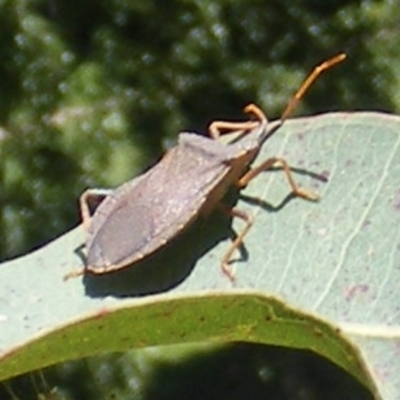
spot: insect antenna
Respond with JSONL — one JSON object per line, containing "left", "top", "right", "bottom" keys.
{"left": 259, "top": 53, "right": 346, "bottom": 145}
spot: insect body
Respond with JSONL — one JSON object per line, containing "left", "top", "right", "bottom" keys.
{"left": 79, "top": 112, "right": 265, "bottom": 278}
{"left": 68, "top": 54, "right": 346, "bottom": 281}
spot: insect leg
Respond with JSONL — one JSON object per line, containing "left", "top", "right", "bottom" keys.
{"left": 208, "top": 104, "right": 266, "bottom": 139}
{"left": 79, "top": 188, "right": 113, "bottom": 231}
{"left": 63, "top": 189, "right": 113, "bottom": 281}
{"left": 64, "top": 189, "right": 113, "bottom": 281}
{"left": 219, "top": 206, "right": 254, "bottom": 281}
{"left": 238, "top": 157, "right": 319, "bottom": 201}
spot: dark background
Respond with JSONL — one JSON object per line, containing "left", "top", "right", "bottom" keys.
{"left": 1, "top": 0, "right": 395, "bottom": 398}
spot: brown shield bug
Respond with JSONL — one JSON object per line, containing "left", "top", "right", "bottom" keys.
{"left": 66, "top": 53, "right": 345, "bottom": 281}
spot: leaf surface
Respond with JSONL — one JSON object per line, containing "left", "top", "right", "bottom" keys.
{"left": 1, "top": 112, "right": 399, "bottom": 399}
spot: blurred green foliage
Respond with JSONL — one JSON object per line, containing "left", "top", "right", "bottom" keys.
{"left": 2, "top": 344, "right": 372, "bottom": 400}
{"left": 1, "top": 0, "right": 399, "bottom": 260}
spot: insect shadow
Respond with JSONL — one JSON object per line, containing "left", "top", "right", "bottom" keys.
{"left": 80, "top": 164, "right": 325, "bottom": 298}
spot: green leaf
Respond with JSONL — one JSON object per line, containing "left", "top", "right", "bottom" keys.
{"left": 1, "top": 112, "right": 399, "bottom": 399}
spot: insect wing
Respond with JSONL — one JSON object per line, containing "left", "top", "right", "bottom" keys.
{"left": 86, "top": 134, "right": 231, "bottom": 271}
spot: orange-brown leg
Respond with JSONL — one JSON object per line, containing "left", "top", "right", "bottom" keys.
{"left": 79, "top": 188, "right": 112, "bottom": 231}
{"left": 238, "top": 157, "right": 319, "bottom": 201}
{"left": 208, "top": 103, "right": 267, "bottom": 139}
{"left": 63, "top": 269, "right": 85, "bottom": 281}
{"left": 220, "top": 207, "right": 254, "bottom": 282}
{"left": 64, "top": 189, "right": 112, "bottom": 281}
